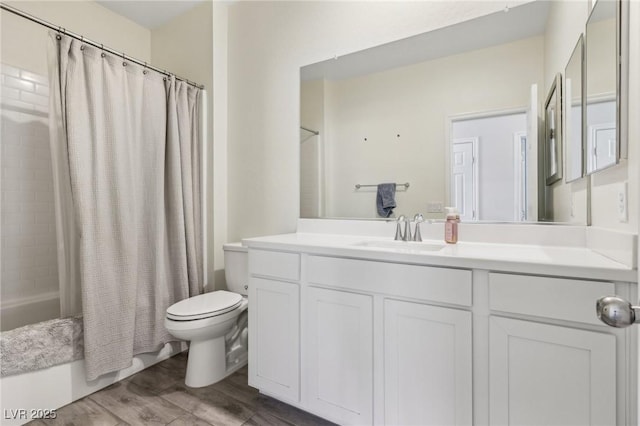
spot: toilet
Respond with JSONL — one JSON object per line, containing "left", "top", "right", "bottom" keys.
{"left": 165, "top": 242, "right": 248, "bottom": 388}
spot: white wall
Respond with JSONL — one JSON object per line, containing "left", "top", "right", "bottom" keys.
{"left": 225, "top": 0, "right": 534, "bottom": 241}
{"left": 312, "top": 36, "right": 541, "bottom": 220}
{"left": 212, "top": 3, "right": 229, "bottom": 290}
{"left": 149, "top": 2, "right": 216, "bottom": 291}
{"left": 0, "top": 1, "right": 151, "bottom": 77}
{"left": 1, "top": 65, "right": 60, "bottom": 329}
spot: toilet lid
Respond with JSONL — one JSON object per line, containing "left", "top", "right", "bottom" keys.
{"left": 166, "top": 290, "right": 243, "bottom": 321}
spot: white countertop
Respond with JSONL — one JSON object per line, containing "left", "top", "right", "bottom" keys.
{"left": 243, "top": 233, "right": 638, "bottom": 282}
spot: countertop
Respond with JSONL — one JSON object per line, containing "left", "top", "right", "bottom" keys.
{"left": 243, "top": 233, "right": 638, "bottom": 282}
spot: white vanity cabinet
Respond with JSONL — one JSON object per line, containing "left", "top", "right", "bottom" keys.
{"left": 488, "top": 273, "right": 625, "bottom": 426}
{"left": 247, "top": 245, "right": 635, "bottom": 426}
{"left": 489, "top": 317, "right": 616, "bottom": 425}
{"left": 305, "top": 255, "right": 473, "bottom": 425}
{"left": 384, "top": 299, "right": 473, "bottom": 425}
{"left": 248, "top": 250, "right": 301, "bottom": 403}
{"left": 305, "top": 287, "right": 374, "bottom": 425}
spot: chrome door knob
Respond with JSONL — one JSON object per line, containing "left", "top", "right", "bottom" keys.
{"left": 596, "top": 296, "right": 640, "bottom": 328}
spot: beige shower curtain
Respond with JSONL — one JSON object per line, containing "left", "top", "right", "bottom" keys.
{"left": 48, "top": 34, "right": 203, "bottom": 380}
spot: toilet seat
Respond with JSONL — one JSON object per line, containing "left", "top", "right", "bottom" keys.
{"left": 167, "top": 290, "right": 243, "bottom": 321}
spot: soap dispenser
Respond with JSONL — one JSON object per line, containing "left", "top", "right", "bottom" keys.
{"left": 444, "top": 207, "right": 460, "bottom": 244}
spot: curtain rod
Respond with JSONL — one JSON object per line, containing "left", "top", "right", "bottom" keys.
{"left": 0, "top": 3, "right": 204, "bottom": 90}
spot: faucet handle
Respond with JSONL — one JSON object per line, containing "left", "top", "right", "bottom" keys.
{"left": 394, "top": 215, "right": 406, "bottom": 240}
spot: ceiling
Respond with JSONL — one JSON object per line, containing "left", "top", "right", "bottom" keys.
{"left": 96, "top": 1, "right": 206, "bottom": 29}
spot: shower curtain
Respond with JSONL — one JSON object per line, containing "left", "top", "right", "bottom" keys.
{"left": 48, "top": 33, "right": 203, "bottom": 380}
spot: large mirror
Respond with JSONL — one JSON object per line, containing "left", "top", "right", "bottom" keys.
{"left": 585, "top": 0, "right": 618, "bottom": 174}
{"left": 565, "top": 36, "right": 584, "bottom": 183}
{"left": 300, "top": 1, "right": 593, "bottom": 223}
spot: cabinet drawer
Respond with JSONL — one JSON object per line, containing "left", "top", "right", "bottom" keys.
{"left": 489, "top": 273, "right": 615, "bottom": 325}
{"left": 249, "top": 249, "right": 300, "bottom": 281}
{"left": 308, "top": 256, "right": 472, "bottom": 306}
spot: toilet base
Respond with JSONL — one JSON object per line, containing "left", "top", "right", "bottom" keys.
{"left": 185, "top": 336, "right": 226, "bottom": 388}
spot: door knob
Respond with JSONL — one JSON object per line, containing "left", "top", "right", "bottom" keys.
{"left": 596, "top": 296, "right": 640, "bottom": 328}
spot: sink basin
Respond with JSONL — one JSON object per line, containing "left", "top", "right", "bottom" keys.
{"left": 354, "top": 240, "right": 446, "bottom": 252}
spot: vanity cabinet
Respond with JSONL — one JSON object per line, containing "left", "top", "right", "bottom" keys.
{"left": 305, "top": 287, "right": 373, "bottom": 425}
{"left": 489, "top": 316, "right": 616, "bottom": 426}
{"left": 248, "top": 250, "right": 301, "bottom": 403}
{"left": 304, "top": 255, "right": 473, "bottom": 425}
{"left": 384, "top": 299, "right": 472, "bottom": 425}
{"left": 488, "top": 272, "right": 623, "bottom": 426}
{"left": 247, "top": 248, "right": 634, "bottom": 426}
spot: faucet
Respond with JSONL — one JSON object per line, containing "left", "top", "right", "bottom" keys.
{"left": 394, "top": 215, "right": 412, "bottom": 241}
{"left": 394, "top": 215, "right": 407, "bottom": 241}
{"left": 413, "top": 213, "right": 425, "bottom": 242}
{"left": 395, "top": 214, "right": 428, "bottom": 241}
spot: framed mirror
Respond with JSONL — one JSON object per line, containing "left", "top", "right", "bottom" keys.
{"left": 585, "top": 0, "right": 618, "bottom": 174}
{"left": 544, "top": 74, "right": 562, "bottom": 185}
{"left": 564, "top": 36, "right": 584, "bottom": 183}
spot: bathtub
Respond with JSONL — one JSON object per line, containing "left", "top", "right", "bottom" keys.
{"left": 0, "top": 342, "right": 183, "bottom": 426}
{"left": 0, "top": 292, "right": 60, "bottom": 332}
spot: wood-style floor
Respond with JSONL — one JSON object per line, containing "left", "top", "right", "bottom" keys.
{"left": 27, "top": 352, "right": 335, "bottom": 426}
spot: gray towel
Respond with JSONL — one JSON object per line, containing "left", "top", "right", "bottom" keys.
{"left": 376, "top": 183, "right": 396, "bottom": 217}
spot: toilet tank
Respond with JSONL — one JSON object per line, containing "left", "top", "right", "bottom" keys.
{"left": 223, "top": 242, "right": 248, "bottom": 295}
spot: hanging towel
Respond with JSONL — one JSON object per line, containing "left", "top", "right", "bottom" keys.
{"left": 376, "top": 183, "right": 397, "bottom": 217}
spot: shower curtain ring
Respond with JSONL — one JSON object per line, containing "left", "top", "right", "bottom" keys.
{"left": 80, "top": 36, "right": 85, "bottom": 51}
{"left": 56, "top": 26, "right": 62, "bottom": 40}
{"left": 143, "top": 62, "right": 148, "bottom": 75}
{"left": 122, "top": 52, "right": 127, "bottom": 67}
{"left": 101, "top": 44, "right": 105, "bottom": 58}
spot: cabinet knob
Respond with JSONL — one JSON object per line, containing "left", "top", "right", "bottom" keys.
{"left": 596, "top": 296, "right": 640, "bottom": 328}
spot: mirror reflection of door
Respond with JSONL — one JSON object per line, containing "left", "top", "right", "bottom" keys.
{"left": 451, "top": 112, "right": 528, "bottom": 222}
{"left": 451, "top": 138, "right": 478, "bottom": 222}
{"left": 588, "top": 122, "right": 616, "bottom": 171}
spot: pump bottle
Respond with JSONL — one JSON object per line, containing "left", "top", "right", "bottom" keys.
{"left": 445, "top": 207, "right": 460, "bottom": 244}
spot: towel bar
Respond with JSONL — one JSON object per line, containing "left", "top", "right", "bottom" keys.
{"left": 355, "top": 182, "right": 409, "bottom": 190}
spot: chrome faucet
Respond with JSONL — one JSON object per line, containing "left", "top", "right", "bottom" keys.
{"left": 395, "top": 214, "right": 428, "bottom": 241}
{"left": 413, "top": 213, "right": 425, "bottom": 242}
{"left": 394, "top": 215, "right": 407, "bottom": 241}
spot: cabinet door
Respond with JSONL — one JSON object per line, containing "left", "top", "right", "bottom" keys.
{"left": 305, "top": 287, "right": 373, "bottom": 425}
{"left": 490, "top": 317, "right": 616, "bottom": 426}
{"left": 248, "top": 277, "right": 299, "bottom": 402}
{"left": 384, "top": 299, "right": 473, "bottom": 426}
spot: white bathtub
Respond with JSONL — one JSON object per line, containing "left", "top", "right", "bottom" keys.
{"left": 0, "top": 342, "right": 183, "bottom": 426}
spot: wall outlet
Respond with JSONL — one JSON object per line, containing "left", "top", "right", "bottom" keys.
{"left": 427, "top": 202, "right": 444, "bottom": 213}
{"left": 618, "top": 182, "right": 628, "bottom": 223}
